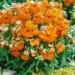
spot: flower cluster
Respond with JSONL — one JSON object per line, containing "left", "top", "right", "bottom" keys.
{"left": 0, "top": 1, "right": 70, "bottom": 61}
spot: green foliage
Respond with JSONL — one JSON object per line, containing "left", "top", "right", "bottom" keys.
{"left": 0, "top": 2, "right": 3, "bottom": 9}
{"left": 4, "top": 29, "right": 12, "bottom": 42}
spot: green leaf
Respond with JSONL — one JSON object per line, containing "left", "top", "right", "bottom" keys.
{"left": 4, "top": 29, "right": 12, "bottom": 42}
{"left": 42, "top": 62, "right": 49, "bottom": 75}
{"left": 2, "top": 3, "right": 11, "bottom": 9}
{"left": 4, "top": 0, "right": 12, "bottom": 5}
{"left": 25, "top": 62, "right": 36, "bottom": 75}
{"left": 0, "top": 2, "right": 3, "bottom": 9}
{"left": 57, "top": 37, "right": 66, "bottom": 44}
{"left": 0, "top": 46, "right": 9, "bottom": 56}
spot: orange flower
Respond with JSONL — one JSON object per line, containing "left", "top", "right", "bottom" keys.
{"left": 41, "top": 51, "right": 48, "bottom": 60}
{"left": 31, "top": 50, "right": 36, "bottom": 57}
{"left": 17, "top": 40, "right": 24, "bottom": 50}
{"left": 56, "top": 42, "right": 64, "bottom": 53}
{"left": 17, "top": 20, "right": 38, "bottom": 37}
{"left": 30, "top": 3, "right": 37, "bottom": 13}
{"left": 47, "top": 48, "right": 55, "bottom": 60}
{"left": 44, "top": 11, "right": 52, "bottom": 23}
{"left": 73, "top": 0, "right": 75, "bottom": 3}
{"left": 10, "top": 45, "right": 19, "bottom": 51}
{"left": 10, "top": 40, "right": 24, "bottom": 51}
{"left": 41, "top": 48, "right": 55, "bottom": 60}
{"left": 13, "top": 12, "right": 30, "bottom": 22}
{"left": 12, "top": 51, "right": 20, "bottom": 57}
{"left": 64, "top": 0, "right": 72, "bottom": 6}
{"left": 33, "top": 13, "right": 43, "bottom": 24}
{"left": 36, "top": 2, "right": 44, "bottom": 12}
{"left": 33, "top": 17, "right": 43, "bottom": 24}
{"left": 55, "top": 19, "right": 70, "bottom": 36}
{"left": 39, "top": 24, "right": 57, "bottom": 42}
{"left": 55, "top": 2, "right": 62, "bottom": 10}
{"left": 42, "top": 0, "right": 49, "bottom": 9}
{"left": 30, "top": 39, "right": 40, "bottom": 46}
{"left": 18, "top": 29, "right": 34, "bottom": 37}
{"left": 0, "top": 10, "right": 13, "bottom": 24}
{"left": 61, "top": 30, "right": 67, "bottom": 36}
{"left": 21, "top": 53, "right": 29, "bottom": 61}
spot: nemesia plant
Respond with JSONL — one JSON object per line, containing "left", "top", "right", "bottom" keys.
{"left": 0, "top": 0, "right": 71, "bottom": 74}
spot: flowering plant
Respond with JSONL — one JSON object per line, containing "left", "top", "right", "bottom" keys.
{"left": 0, "top": 0, "right": 72, "bottom": 75}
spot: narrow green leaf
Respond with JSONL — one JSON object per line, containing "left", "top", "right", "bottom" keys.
{"left": 25, "top": 62, "right": 36, "bottom": 75}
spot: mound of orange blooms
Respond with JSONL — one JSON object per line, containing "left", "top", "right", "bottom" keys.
{"left": 0, "top": 0, "right": 70, "bottom": 61}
